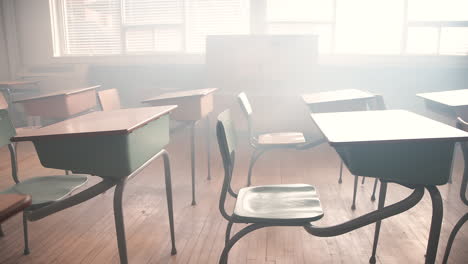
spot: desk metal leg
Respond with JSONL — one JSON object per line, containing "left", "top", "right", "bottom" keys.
{"left": 425, "top": 186, "right": 443, "bottom": 264}
{"left": 113, "top": 149, "right": 177, "bottom": 263}
{"left": 371, "top": 178, "right": 378, "bottom": 201}
{"left": 162, "top": 151, "right": 177, "bottom": 255}
{"left": 448, "top": 143, "right": 457, "bottom": 184}
{"left": 338, "top": 161, "right": 343, "bottom": 184}
{"left": 191, "top": 121, "right": 197, "bottom": 206}
{"left": 114, "top": 178, "right": 128, "bottom": 264}
{"left": 206, "top": 115, "right": 211, "bottom": 180}
{"left": 369, "top": 180, "right": 387, "bottom": 264}
{"left": 351, "top": 175, "right": 359, "bottom": 210}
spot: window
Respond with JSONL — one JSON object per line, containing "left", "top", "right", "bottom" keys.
{"left": 51, "top": 0, "right": 250, "bottom": 56}
{"left": 266, "top": 0, "right": 468, "bottom": 55}
{"left": 51, "top": 0, "right": 468, "bottom": 56}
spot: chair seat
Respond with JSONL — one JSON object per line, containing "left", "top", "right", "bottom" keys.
{"left": 0, "top": 175, "right": 88, "bottom": 208}
{"left": 233, "top": 184, "right": 324, "bottom": 224}
{"left": 257, "top": 132, "right": 306, "bottom": 146}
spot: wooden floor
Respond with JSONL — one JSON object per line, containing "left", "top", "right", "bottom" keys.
{"left": 0, "top": 128, "right": 466, "bottom": 264}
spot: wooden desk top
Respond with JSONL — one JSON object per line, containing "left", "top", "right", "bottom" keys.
{"left": 302, "top": 89, "right": 375, "bottom": 105}
{"left": 13, "top": 86, "right": 100, "bottom": 103}
{"left": 417, "top": 89, "right": 468, "bottom": 107}
{"left": 311, "top": 110, "right": 468, "bottom": 146}
{"left": 0, "top": 194, "right": 32, "bottom": 223}
{"left": 142, "top": 88, "right": 217, "bottom": 103}
{"left": 0, "top": 80, "right": 39, "bottom": 88}
{"left": 12, "top": 106, "right": 177, "bottom": 142}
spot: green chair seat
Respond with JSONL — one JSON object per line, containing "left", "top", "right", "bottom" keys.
{"left": 0, "top": 175, "right": 88, "bottom": 208}
{"left": 233, "top": 184, "right": 323, "bottom": 224}
{"left": 257, "top": 132, "right": 306, "bottom": 146}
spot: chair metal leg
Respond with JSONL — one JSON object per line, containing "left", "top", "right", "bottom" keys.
{"left": 369, "top": 181, "right": 387, "bottom": 264}
{"left": 8, "top": 144, "right": 19, "bottom": 184}
{"left": 425, "top": 186, "right": 443, "bottom": 264}
{"left": 220, "top": 224, "right": 270, "bottom": 264}
{"left": 206, "top": 115, "right": 211, "bottom": 180}
{"left": 338, "top": 161, "right": 343, "bottom": 184}
{"left": 191, "top": 121, "right": 197, "bottom": 205}
{"left": 23, "top": 212, "right": 30, "bottom": 255}
{"left": 113, "top": 179, "right": 128, "bottom": 264}
{"left": 247, "top": 148, "right": 266, "bottom": 186}
{"left": 0, "top": 224, "right": 4, "bottom": 237}
{"left": 225, "top": 221, "right": 233, "bottom": 246}
{"left": 161, "top": 151, "right": 177, "bottom": 255}
{"left": 442, "top": 213, "right": 468, "bottom": 264}
{"left": 362, "top": 177, "right": 366, "bottom": 184}
{"left": 371, "top": 178, "right": 378, "bottom": 201}
{"left": 351, "top": 175, "right": 359, "bottom": 210}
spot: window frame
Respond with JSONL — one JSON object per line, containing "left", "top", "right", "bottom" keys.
{"left": 49, "top": 0, "right": 468, "bottom": 60}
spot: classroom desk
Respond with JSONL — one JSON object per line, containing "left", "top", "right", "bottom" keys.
{"left": 11, "top": 106, "right": 178, "bottom": 264}
{"left": 417, "top": 89, "right": 468, "bottom": 183}
{"left": 307, "top": 110, "right": 468, "bottom": 264}
{"left": 302, "top": 89, "right": 376, "bottom": 113}
{"left": 0, "top": 194, "right": 32, "bottom": 224}
{"left": 142, "top": 88, "right": 217, "bottom": 205}
{"left": 417, "top": 89, "right": 468, "bottom": 121}
{"left": 13, "top": 86, "right": 99, "bottom": 121}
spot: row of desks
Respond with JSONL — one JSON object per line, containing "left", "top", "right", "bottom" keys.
{"left": 2, "top": 85, "right": 218, "bottom": 263}
{"left": 2, "top": 85, "right": 467, "bottom": 263}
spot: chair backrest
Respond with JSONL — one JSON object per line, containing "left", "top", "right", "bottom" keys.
{"left": 0, "top": 109, "right": 15, "bottom": 148}
{"left": 456, "top": 117, "right": 468, "bottom": 205}
{"left": 0, "top": 93, "right": 8, "bottom": 110}
{"left": 98, "top": 88, "right": 121, "bottom": 111}
{"left": 237, "top": 92, "right": 254, "bottom": 139}
{"left": 216, "top": 109, "right": 238, "bottom": 220}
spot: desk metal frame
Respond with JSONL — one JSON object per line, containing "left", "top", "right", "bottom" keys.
{"left": 26, "top": 149, "right": 177, "bottom": 264}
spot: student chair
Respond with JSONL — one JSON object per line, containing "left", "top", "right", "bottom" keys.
{"left": 0, "top": 108, "right": 87, "bottom": 255}
{"left": 442, "top": 117, "right": 468, "bottom": 264}
{"left": 97, "top": 88, "right": 121, "bottom": 111}
{"left": 216, "top": 109, "right": 324, "bottom": 263}
{"left": 237, "top": 92, "right": 322, "bottom": 186}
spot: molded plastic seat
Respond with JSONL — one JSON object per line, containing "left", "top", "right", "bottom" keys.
{"left": 0, "top": 175, "right": 87, "bottom": 208}
{"left": 257, "top": 132, "right": 306, "bottom": 146}
{"left": 233, "top": 184, "right": 323, "bottom": 223}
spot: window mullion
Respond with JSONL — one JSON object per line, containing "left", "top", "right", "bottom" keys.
{"left": 182, "top": 0, "right": 188, "bottom": 52}
{"left": 120, "top": 0, "right": 126, "bottom": 55}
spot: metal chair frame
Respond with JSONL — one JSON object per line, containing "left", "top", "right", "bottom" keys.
{"left": 237, "top": 92, "right": 323, "bottom": 187}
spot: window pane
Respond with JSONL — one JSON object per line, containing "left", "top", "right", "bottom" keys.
{"left": 63, "top": 0, "right": 121, "bottom": 55}
{"left": 335, "top": 0, "right": 404, "bottom": 54}
{"left": 409, "top": 0, "right": 468, "bottom": 21}
{"left": 123, "top": 0, "right": 183, "bottom": 25}
{"left": 406, "top": 27, "right": 439, "bottom": 54}
{"left": 186, "top": 0, "right": 250, "bottom": 53}
{"left": 268, "top": 24, "right": 332, "bottom": 53}
{"left": 154, "top": 29, "right": 183, "bottom": 52}
{"left": 126, "top": 29, "right": 153, "bottom": 53}
{"left": 267, "top": 0, "right": 334, "bottom": 22}
{"left": 440, "top": 27, "right": 468, "bottom": 55}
